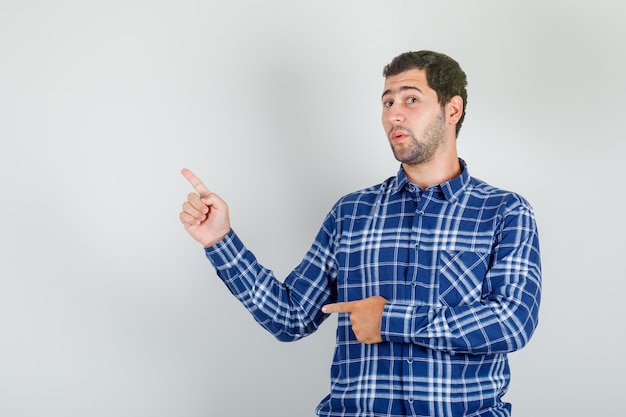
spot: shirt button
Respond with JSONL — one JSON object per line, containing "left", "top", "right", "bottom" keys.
{"left": 416, "top": 210, "right": 424, "bottom": 215}
{"left": 408, "top": 398, "right": 414, "bottom": 403}
{"left": 407, "top": 359, "right": 413, "bottom": 364}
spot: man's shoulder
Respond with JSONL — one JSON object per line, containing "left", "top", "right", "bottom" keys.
{"left": 338, "top": 177, "right": 396, "bottom": 203}
{"left": 324, "top": 177, "right": 397, "bottom": 219}
{"left": 465, "top": 176, "right": 534, "bottom": 213}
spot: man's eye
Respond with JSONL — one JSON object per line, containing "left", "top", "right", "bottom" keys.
{"left": 407, "top": 97, "right": 418, "bottom": 104}
{"left": 383, "top": 100, "right": 393, "bottom": 107}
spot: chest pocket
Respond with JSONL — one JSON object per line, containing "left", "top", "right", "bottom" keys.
{"left": 437, "top": 250, "right": 490, "bottom": 307}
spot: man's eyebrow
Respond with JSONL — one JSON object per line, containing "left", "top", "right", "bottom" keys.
{"left": 381, "top": 86, "right": 424, "bottom": 99}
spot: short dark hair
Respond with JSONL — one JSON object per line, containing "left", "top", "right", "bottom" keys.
{"left": 383, "top": 51, "right": 468, "bottom": 136}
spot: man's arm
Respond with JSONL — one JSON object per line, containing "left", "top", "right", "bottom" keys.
{"left": 205, "top": 227, "right": 336, "bottom": 341}
{"left": 324, "top": 203, "right": 541, "bottom": 354}
{"left": 180, "top": 169, "right": 338, "bottom": 341}
{"left": 386, "top": 203, "right": 541, "bottom": 354}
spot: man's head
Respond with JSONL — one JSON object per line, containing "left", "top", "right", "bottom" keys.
{"left": 383, "top": 51, "right": 467, "bottom": 137}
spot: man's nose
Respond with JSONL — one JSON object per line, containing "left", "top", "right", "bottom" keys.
{"left": 385, "top": 106, "right": 405, "bottom": 123}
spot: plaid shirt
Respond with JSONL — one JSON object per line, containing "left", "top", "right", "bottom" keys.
{"left": 205, "top": 160, "right": 541, "bottom": 417}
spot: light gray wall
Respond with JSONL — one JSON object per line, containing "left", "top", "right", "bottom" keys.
{"left": 1, "top": 1, "right": 624, "bottom": 416}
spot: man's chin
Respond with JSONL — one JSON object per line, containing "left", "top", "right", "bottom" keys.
{"left": 391, "top": 147, "right": 418, "bottom": 165}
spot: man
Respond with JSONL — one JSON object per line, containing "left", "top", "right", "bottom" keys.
{"left": 179, "top": 50, "right": 541, "bottom": 417}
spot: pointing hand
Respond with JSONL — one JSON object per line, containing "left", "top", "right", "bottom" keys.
{"left": 179, "top": 168, "right": 231, "bottom": 247}
{"left": 322, "top": 296, "right": 388, "bottom": 344}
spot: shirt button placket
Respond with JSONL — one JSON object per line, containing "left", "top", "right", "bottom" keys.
{"left": 408, "top": 191, "right": 422, "bottom": 412}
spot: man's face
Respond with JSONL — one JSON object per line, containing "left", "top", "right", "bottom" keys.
{"left": 381, "top": 68, "right": 448, "bottom": 166}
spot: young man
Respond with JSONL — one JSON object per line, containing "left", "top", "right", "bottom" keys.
{"left": 179, "top": 50, "right": 542, "bottom": 417}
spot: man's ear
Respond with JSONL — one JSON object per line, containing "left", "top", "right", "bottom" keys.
{"left": 446, "top": 95, "right": 464, "bottom": 126}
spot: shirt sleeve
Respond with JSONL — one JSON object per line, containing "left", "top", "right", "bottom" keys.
{"left": 380, "top": 200, "right": 542, "bottom": 355}
{"left": 204, "top": 216, "right": 338, "bottom": 342}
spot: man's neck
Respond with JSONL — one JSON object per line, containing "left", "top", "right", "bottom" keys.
{"left": 402, "top": 152, "right": 461, "bottom": 190}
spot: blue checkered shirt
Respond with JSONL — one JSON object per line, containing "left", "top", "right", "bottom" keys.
{"left": 205, "top": 161, "right": 542, "bottom": 417}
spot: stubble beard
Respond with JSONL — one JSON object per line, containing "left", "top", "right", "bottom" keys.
{"left": 389, "top": 111, "right": 447, "bottom": 166}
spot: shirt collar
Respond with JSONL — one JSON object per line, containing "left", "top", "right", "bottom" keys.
{"left": 392, "top": 158, "right": 471, "bottom": 202}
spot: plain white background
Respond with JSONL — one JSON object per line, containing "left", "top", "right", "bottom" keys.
{"left": 1, "top": 1, "right": 624, "bottom": 416}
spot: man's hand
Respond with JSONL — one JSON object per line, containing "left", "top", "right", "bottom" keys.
{"left": 179, "top": 168, "right": 231, "bottom": 247}
{"left": 322, "top": 296, "right": 388, "bottom": 344}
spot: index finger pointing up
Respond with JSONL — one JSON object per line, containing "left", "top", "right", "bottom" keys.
{"left": 181, "top": 168, "right": 211, "bottom": 197}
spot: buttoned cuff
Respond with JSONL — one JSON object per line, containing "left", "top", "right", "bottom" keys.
{"left": 380, "top": 302, "right": 430, "bottom": 343}
{"left": 204, "top": 229, "right": 246, "bottom": 272}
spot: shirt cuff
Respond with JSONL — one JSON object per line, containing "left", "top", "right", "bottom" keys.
{"left": 204, "top": 229, "right": 245, "bottom": 272}
{"left": 380, "top": 302, "right": 430, "bottom": 343}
